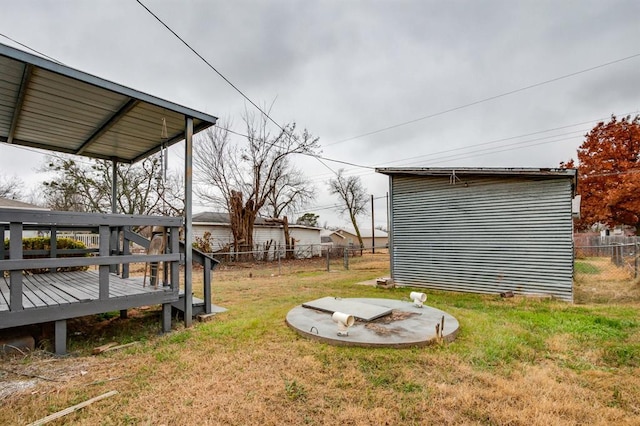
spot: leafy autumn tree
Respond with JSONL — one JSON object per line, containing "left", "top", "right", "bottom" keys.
{"left": 564, "top": 115, "right": 640, "bottom": 232}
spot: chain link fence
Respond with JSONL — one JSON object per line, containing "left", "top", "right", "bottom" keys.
{"left": 574, "top": 234, "right": 640, "bottom": 286}
{"left": 55, "top": 230, "right": 638, "bottom": 292}
{"left": 203, "top": 245, "right": 390, "bottom": 278}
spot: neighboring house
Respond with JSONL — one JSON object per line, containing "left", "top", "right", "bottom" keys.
{"left": 320, "top": 229, "right": 344, "bottom": 247}
{"left": 0, "top": 197, "right": 49, "bottom": 239}
{"left": 326, "top": 228, "right": 389, "bottom": 249}
{"left": 193, "top": 212, "right": 322, "bottom": 258}
{"left": 376, "top": 167, "right": 577, "bottom": 301}
{"left": 0, "top": 197, "right": 47, "bottom": 210}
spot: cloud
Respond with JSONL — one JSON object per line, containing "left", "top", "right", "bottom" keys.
{"left": 1, "top": 0, "right": 639, "bottom": 225}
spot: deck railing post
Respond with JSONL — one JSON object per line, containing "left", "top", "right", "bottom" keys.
{"left": 109, "top": 226, "right": 119, "bottom": 275}
{"left": 9, "top": 222, "right": 23, "bottom": 311}
{"left": 162, "top": 225, "right": 180, "bottom": 333}
{"left": 204, "top": 257, "right": 212, "bottom": 314}
{"left": 98, "top": 225, "right": 110, "bottom": 300}
{"left": 169, "top": 226, "right": 180, "bottom": 291}
{"left": 0, "top": 224, "right": 5, "bottom": 275}
{"left": 122, "top": 226, "right": 130, "bottom": 279}
{"left": 49, "top": 226, "right": 57, "bottom": 273}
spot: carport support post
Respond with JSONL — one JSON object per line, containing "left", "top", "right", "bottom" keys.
{"left": 112, "top": 158, "right": 128, "bottom": 319}
{"left": 184, "top": 116, "right": 194, "bottom": 326}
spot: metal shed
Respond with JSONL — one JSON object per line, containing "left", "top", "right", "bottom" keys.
{"left": 376, "top": 167, "right": 577, "bottom": 302}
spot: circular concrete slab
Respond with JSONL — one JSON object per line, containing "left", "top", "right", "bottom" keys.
{"left": 286, "top": 297, "right": 459, "bottom": 348}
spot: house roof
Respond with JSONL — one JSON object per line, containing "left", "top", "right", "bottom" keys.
{"left": 376, "top": 167, "right": 577, "bottom": 196}
{"left": 320, "top": 229, "right": 344, "bottom": 239}
{"left": 330, "top": 228, "right": 389, "bottom": 238}
{"left": 193, "top": 212, "right": 321, "bottom": 230}
{"left": 0, "top": 42, "right": 217, "bottom": 164}
{"left": 376, "top": 167, "right": 576, "bottom": 180}
{"left": 336, "top": 228, "right": 388, "bottom": 239}
{"left": 0, "top": 197, "right": 48, "bottom": 210}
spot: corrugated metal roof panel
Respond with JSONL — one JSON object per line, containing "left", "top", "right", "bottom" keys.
{"left": 0, "top": 42, "right": 217, "bottom": 163}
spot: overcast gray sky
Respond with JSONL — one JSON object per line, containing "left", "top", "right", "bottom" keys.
{"left": 1, "top": 0, "right": 639, "bottom": 228}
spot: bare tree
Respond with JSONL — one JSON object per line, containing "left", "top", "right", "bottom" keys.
{"left": 264, "top": 156, "right": 315, "bottom": 219}
{"left": 328, "top": 169, "right": 368, "bottom": 248}
{"left": 0, "top": 174, "right": 24, "bottom": 200}
{"left": 194, "top": 111, "right": 319, "bottom": 257}
{"left": 40, "top": 155, "right": 183, "bottom": 215}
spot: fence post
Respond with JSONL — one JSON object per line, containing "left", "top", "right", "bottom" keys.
{"left": 343, "top": 248, "right": 349, "bottom": 270}
{"left": 326, "top": 248, "right": 330, "bottom": 272}
{"left": 278, "top": 251, "right": 282, "bottom": 275}
{"left": 635, "top": 241, "right": 639, "bottom": 279}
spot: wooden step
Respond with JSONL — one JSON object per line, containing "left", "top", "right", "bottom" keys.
{"left": 172, "top": 291, "right": 227, "bottom": 317}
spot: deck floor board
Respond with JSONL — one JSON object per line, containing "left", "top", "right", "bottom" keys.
{"left": 0, "top": 278, "right": 10, "bottom": 310}
{"left": 0, "top": 271, "right": 165, "bottom": 312}
{"left": 29, "top": 273, "right": 77, "bottom": 304}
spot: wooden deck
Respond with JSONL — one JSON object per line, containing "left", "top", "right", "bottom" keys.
{"left": 0, "top": 270, "right": 171, "bottom": 313}
{"left": 0, "top": 270, "right": 176, "bottom": 330}
{"left": 0, "top": 208, "right": 219, "bottom": 354}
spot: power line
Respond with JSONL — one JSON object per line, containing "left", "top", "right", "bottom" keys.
{"left": 134, "top": 2, "right": 371, "bottom": 174}
{"left": 207, "top": 125, "right": 373, "bottom": 170}
{"left": 135, "top": 0, "right": 286, "bottom": 135}
{"left": 324, "top": 53, "right": 640, "bottom": 147}
{"left": 0, "top": 32, "right": 65, "bottom": 65}
{"left": 287, "top": 195, "right": 387, "bottom": 217}
{"left": 313, "top": 110, "right": 640, "bottom": 182}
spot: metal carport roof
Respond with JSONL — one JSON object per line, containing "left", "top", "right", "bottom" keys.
{"left": 0, "top": 42, "right": 217, "bottom": 163}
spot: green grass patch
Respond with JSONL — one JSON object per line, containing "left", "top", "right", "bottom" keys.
{"left": 575, "top": 261, "right": 601, "bottom": 274}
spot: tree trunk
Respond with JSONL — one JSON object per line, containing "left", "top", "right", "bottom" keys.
{"left": 349, "top": 213, "right": 364, "bottom": 255}
{"left": 229, "top": 190, "right": 256, "bottom": 261}
{"left": 283, "top": 216, "right": 294, "bottom": 260}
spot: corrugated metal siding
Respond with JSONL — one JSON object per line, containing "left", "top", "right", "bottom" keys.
{"left": 390, "top": 175, "right": 574, "bottom": 301}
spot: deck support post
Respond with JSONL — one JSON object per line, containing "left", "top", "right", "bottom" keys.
{"left": 162, "top": 304, "right": 171, "bottom": 333}
{"left": 184, "top": 116, "right": 194, "bottom": 326}
{"left": 54, "top": 319, "right": 67, "bottom": 355}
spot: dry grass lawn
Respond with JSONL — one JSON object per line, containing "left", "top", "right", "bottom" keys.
{"left": 1, "top": 254, "right": 639, "bottom": 425}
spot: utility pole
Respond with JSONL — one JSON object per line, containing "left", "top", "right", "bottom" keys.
{"left": 386, "top": 192, "right": 389, "bottom": 237}
{"left": 371, "top": 194, "right": 375, "bottom": 254}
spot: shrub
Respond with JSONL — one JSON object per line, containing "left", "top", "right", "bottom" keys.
{"left": 3, "top": 237, "right": 90, "bottom": 274}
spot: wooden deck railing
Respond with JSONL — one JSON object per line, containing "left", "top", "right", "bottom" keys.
{"left": 1, "top": 208, "right": 219, "bottom": 317}
{"left": 121, "top": 228, "right": 219, "bottom": 315}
